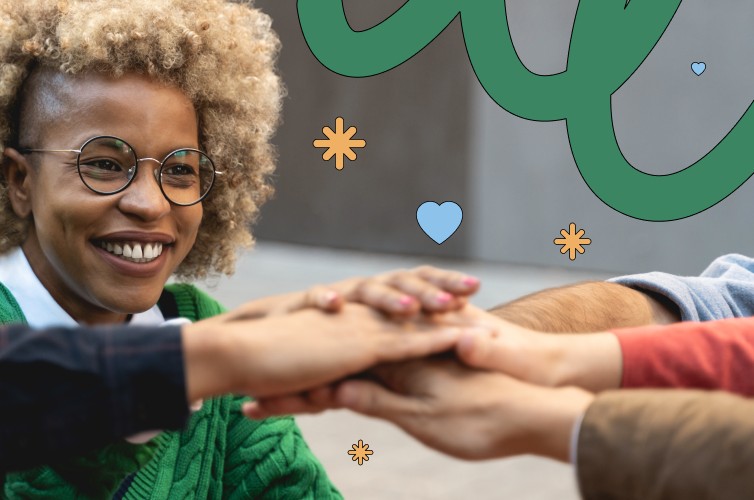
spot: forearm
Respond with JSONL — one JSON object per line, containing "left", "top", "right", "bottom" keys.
{"left": 578, "top": 390, "right": 754, "bottom": 500}
{"left": 0, "top": 324, "right": 189, "bottom": 472}
{"left": 489, "top": 281, "right": 679, "bottom": 332}
{"left": 540, "top": 332, "right": 623, "bottom": 392}
{"left": 614, "top": 317, "right": 754, "bottom": 395}
{"left": 525, "top": 315, "right": 754, "bottom": 395}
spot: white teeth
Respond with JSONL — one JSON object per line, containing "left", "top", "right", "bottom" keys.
{"left": 99, "top": 240, "right": 166, "bottom": 263}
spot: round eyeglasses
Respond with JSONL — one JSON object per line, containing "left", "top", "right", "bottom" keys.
{"left": 19, "top": 135, "right": 220, "bottom": 206}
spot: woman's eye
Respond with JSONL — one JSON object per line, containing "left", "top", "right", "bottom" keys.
{"left": 164, "top": 164, "right": 197, "bottom": 176}
{"left": 82, "top": 159, "right": 124, "bottom": 172}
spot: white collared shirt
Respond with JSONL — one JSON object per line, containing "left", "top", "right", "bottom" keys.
{"left": 0, "top": 246, "right": 165, "bottom": 328}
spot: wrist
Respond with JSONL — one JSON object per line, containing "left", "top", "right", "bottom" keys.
{"left": 552, "top": 333, "right": 622, "bottom": 392}
{"left": 525, "top": 332, "right": 567, "bottom": 387}
{"left": 527, "top": 385, "right": 595, "bottom": 462}
{"left": 182, "top": 322, "right": 237, "bottom": 402}
{"left": 480, "top": 321, "right": 565, "bottom": 388}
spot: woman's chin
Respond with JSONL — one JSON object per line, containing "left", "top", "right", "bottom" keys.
{"left": 95, "top": 289, "right": 165, "bottom": 317}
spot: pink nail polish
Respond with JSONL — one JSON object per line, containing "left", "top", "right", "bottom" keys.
{"left": 463, "top": 276, "right": 480, "bottom": 287}
{"left": 324, "top": 291, "right": 338, "bottom": 304}
{"left": 399, "top": 296, "right": 415, "bottom": 307}
{"left": 436, "top": 292, "right": 453, "bottom": 303}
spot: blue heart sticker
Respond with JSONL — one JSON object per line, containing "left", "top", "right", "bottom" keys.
{"left": 691, "top": 62, "right": 706, "bottom": 76}
{"left": 416, "top": 201, "right": 463, "bottom": 245}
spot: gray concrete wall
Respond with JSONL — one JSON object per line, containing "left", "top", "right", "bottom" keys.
{"left": 254, "top": 0, "right": 473, "bottom": 259}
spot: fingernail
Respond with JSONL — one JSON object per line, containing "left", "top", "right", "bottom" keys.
{"left": 338, "top": 385, "right": 358, "bottom": 407}
{"left": 463, "top": 276, "right": 480, "bottom": 287}
{"left": 436, "top": 292, "right": 453, "bottom": 304}
{"left": 324, "top": 291, "right": 338, "bottom": 304}
{"left": 241, "top": 402, "right": 260, "bottom": 419}
{"left": 398, "top": 295, "right": 415, "bottom": 307}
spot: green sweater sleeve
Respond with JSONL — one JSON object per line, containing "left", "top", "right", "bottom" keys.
{"left": 222, "top": 395, "right": 343, "bottom": 499}
{"left": 171, "top": 284, "right": 342, "bottom": 498}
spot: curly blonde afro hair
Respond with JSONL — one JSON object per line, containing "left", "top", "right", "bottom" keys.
{"left": 0, "top": 0, "right": 282, "bottom": 279}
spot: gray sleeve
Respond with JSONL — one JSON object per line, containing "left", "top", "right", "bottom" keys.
{"left": 608, "top": 254, "right": 754, "bottom": 321}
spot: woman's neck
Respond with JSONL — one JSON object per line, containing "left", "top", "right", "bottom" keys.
{"left": 21, "top": 239, "right": 130, "bottom": 325}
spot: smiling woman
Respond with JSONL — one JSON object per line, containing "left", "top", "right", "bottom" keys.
{"left": 0, "top": 0, "right": 485, "bottom": 498}
{"left": 6, "top": 72, "right": 206, "bottom": 323}
{"left": 0, "top": 5, "right": 281, "bottom": 283}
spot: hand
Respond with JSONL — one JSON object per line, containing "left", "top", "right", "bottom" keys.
{"left": 245, "top": 358, "right": 594, "bottom": 461}
{"left": 447, "top": 304, "right": 622, "bottom": 391}
{"left": 183, "top": 303, "right": 486, "bottom": 401}
{"left": 215, "top": 266, "right": 480, "bottom": 320}
{"left": 435, "top": 304, "right": 564, "bottom": 386}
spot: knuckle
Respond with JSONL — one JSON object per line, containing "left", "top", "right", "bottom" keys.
{"left": 414, "top": 265, "right": 436, "bottom": 276}
{"left": 355, "top": 277, "right": 378, "bottom": 293}
{"left": 385, "top": 267, "right": 408, "bottom": 279}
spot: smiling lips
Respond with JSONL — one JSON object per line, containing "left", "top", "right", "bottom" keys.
{"left": 98, "top": 241, "right": 165, "bottom": 263}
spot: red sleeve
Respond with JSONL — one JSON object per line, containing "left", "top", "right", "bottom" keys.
{"left": 612, "top": 317, "right": 754, "bottom": 396}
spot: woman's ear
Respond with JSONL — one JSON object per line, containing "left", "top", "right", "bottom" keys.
{"left": 2, "top": 147, "right": 34, "bottom": 218}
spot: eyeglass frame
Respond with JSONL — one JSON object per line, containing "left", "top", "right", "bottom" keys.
{"left": 17, "top": 135, "right": 223, "bottom": 207}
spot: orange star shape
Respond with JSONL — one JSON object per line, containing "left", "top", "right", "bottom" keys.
{"left": 313, "top": 117, "right": 366, "bottom": 170}
{"left": 348, "top": 439, "right": 374, "bottom": 466}
{"left": 554, "top": 223, "right": 591, "bottom": 261}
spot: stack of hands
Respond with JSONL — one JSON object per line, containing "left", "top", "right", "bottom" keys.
{"left": 184, "top": 266, "right": 613, "bottom": 463}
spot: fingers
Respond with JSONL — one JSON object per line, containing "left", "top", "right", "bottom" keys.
{"left": 226, "top": 287, "right": 344, "bottom": 321}
{"left": 335, "top": 380, "right": 421, "bottom": 420}
{"left": 352, "top": 280, "right": 422, "bottom": 315}
{"left": 382, "top": 273, "right": 459, "bottom": 313}
{"left": 266, "top": 286, "right": 342, "bottom": 315}
{"left": 212, "top": 266, "right": 479, "bottom": 323}
{"left": 375, "top": 326, "right": 487, "bottom": 364}
{"left": 243, "top": 377, "right": 423, "bottom": 425}
{"left": 301, "top": 285, "right": 344, "bottom": 312}
{"left": 349, "top": 266, "right": 480, "bottom": 316}
{"left": 243, "top": 385, "right": 339, "bottom": 419}
{"left": 456, "top": 329, "right": 508, "bottom": 371}
{"left": 413, "top": 265, "right": 480, "bottom": 297}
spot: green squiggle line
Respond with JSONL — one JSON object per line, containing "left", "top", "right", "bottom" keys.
{"left": 297, "top": 0, "right": 754, "bottom": 221}
{"left": 297, "top": 0, "right": 461, "bottom": 76}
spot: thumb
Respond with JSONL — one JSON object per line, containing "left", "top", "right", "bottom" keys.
{"left": 335, "top": 380, "right": 420, "bottom": 422}
{"left": 456, "top": 329, "right": 508, "bottom": 371}
{"left": 301, "top": 285, "right": 344, "bottom": 312}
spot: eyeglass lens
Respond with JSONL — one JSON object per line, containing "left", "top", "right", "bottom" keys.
{"left": 77, "top": 137, "right": 214, "bottom": 205}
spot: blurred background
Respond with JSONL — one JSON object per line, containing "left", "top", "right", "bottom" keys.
{"left": 252, "top": 0, "right": 754, "bottom": 275}
{"left": 203, "top": 0, "right": 754, "bottom": 497}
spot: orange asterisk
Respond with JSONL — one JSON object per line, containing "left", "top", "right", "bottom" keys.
{"left": 313, "top": 117, "right": 366, "bottom": 170}
{"left": 348, "top": 439, "right": 374, "bottom": 466}
{"left": 554, "top": 223, "right": 591, "bottom": 261}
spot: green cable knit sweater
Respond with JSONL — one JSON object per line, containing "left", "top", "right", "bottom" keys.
{"left": 1, "top": 283, "right": 342, "bottom": 499}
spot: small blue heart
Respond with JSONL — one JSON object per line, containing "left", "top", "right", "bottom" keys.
{"left": 417, "top": 201, "right": 463, "bottom": 245}
{"left": 691, "top": 62, "right": 706, "bottom": 76}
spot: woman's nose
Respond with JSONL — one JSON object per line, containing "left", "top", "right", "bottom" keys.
{"left": 117, "top": 159, "right": 171, "bottom": 220}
